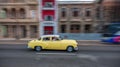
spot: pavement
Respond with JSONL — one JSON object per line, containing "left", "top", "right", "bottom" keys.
{"left": 0, "top": 40, "right": 28, "bottom": 45}
{"left": 0, "top": 37, "right": 120, "bottom": 46}
{"left": 0, "top": 39, "right": 119, "bottom": 46}
{"left": 0, "top": 38, "right": 100, "bottom": 45}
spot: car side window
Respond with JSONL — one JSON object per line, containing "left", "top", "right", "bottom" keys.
{"left": 52, "top": 37, "right": 60, "bottom": 41}
{"left": 38, "top": 38, "right": 41, "bottom": 40}
{"left": 43, "top": 37, "right": 50, "bottom": 41}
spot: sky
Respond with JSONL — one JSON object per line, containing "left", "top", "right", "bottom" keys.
{"left": 58, "top": 0, "right": 95, "bottom": 1}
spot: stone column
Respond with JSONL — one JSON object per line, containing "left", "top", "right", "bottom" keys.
{"left": 0, "top": 25, "right": 3, "bottom": 38}
{"left": 36, "top": 26, "right": 39, "bottom": 38}
{"left": 80, "top": 22, "right": 85, "bottom": 33}
{"left": 26, "top": 25, "right": 30, "bottom": 38}
{"left": 8, "top": 25, "right": 13, "bottom": 38}
{"left": 25, "top": 7, "right": 30, "bottom": 19}
{"left": 16, "top": 8, "right": 20, "bottom": 19}
{"left": 16, "top": 25, "right": 21, "bottom": 39}
{"left": 66, "top": 22, "right": 70, "bottom": 33}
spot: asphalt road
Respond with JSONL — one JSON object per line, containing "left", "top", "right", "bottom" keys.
{"left": 0, "top": 44, "right": 120, "bottom": 67}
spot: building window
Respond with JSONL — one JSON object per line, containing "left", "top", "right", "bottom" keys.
{"left": 72, "top": 8, "right": 79, "bottom": 17}
{"left": 85, "top": 25, "right": 91, "bottom": 33}
{"left": 44, "top": 15, "right": 53, "bottom": 21}
{"left": 61, "top": 8, "right": 67, "bottom": 18}
{"left": 19, "top": 8, "right": 26, "bottom": 19}
{"left": 112, "top": 6, "right": 120, "bottom": 20}
{"left": 30, "top": 10, "right": 36, "bottom": 19}
{"left": 21, "top": 26, "right": 26, "bottom": 38}
{"left": 30, "top": 25, "right": 38, "bottom": 38}
{"left": 85, "top": 8, "right": 91, "bottom": 17}
{"left": 0, "top": 8, "right": 7, "bottom": 18}
{"left": 45, "top": 2, "right": 53, "bottom": 8}
{"left": 70, "top": 25, "right": 80, "bottom": 33}
{"left": 61, "top": 25, "right": 66, "bottom": 33}
{"left": 11, "top": 8, "right": 16, "bottom": 19}
{"left": 96, "top": 6, "right": 101, "bottom": 19}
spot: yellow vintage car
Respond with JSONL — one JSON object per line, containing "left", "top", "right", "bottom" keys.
{"left": 28, "top": 35, "right": 78, "bottom": 52}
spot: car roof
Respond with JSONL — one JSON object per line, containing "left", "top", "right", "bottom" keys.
{"left": 41, "top": 35, "right": 60, "bottom": 38}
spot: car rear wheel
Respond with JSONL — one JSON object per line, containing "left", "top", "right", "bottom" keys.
{"left": 35, "top": 46, "right": 42, "bottom": 52}
{"left": 67, "top": 46, "right": 74, "bottom": 52}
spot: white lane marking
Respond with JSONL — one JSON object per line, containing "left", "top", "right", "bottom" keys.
{"left": 77, "top": 54, "right": 98, "bottom": 61}
{"left": 36, "top": 53, "right": 77, "bottom": 56}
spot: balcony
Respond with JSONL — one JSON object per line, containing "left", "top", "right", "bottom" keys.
{"left": 42, "top": 7, "right": 55, "bottom": 10}
{"left": 26, "top": 0, "right": 37, "bottom": 5}
{"left": 0, "top": 0, "right": 26, "bottom": 5}
{"left": 0, "top": 18, "right": 38, "bottom": 23}
{"left": 42, "top": 5, "right": 55, "bottom": 10}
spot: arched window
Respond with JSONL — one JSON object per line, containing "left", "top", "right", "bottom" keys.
{"left": 61, "top": 8, "right": 67, "bottom": 18}
{"left": 19, "top": 8, "right": 26, "bottom": 19}
{"left": 0, "top": 8, "right": 7, "bottom": 18}
{"left": 85, "top": 8, "right": 91, "bottom": 17}
{"left": 11, "top": 8, "right": 16, "bottom": 18}
{"left": 71, "top": 8, "right": 79, "bottom": 17}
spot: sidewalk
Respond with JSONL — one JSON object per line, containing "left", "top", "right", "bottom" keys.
{"left": 0, "top": 38, "right": 101, "bottom": 45}
{"left": 0, "top": 40, "right": 28, "bottom": 44}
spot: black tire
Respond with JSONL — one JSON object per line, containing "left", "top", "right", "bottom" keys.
{"left": 35, "top": 46, "right": 42, "bottom": 52}
{"left": 66, "top": 46, "right": 74, "bottom": 52}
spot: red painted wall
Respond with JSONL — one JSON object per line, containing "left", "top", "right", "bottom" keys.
{"left": 44, "top": 26, "right": 53, "bottom": 30}
{"left": 42, "top": 10, "right": 55, "bottom": 20}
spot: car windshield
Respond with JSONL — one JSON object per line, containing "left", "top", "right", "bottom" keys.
{"left": 38, "top": 38, "right": 41, "bottom": 40}
{"left": 115, "top": 31, "right": 120, "bottom": 35}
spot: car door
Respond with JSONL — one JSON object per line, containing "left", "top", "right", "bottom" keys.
{"left": 42, "top": 37, "right": 52, "bottom": 49}
{"left": 42, "top": 37, "right": 64, "bottom": 50}
{"left": 42, "top": 37, "right": 60, "bottom": 50}
{"left": 49, "top": 37, "right": 63, "bottom": 50}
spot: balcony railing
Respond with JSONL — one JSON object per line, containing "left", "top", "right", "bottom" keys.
{"left": 0, "top": 0, "right": 25, "bottom": 3}
{"left": 0, "top": 18, "right": 38, "bottom": 22}
{"left": 0, "top": 0, "right": 10, "bottom": 3}
{"left": 26, "top": 0, "right": 37, "bottom": 4}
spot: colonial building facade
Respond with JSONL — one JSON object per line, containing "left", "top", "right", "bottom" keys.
{"left": 0, "top": 0, "right": 118, "bottom": 39}
{"left": 58, "top": 1, "right": 97, "bottom": 33}
{"left": 0, "top": 0, "right": 39, "bottom": 39}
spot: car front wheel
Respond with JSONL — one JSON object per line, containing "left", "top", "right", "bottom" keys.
{"left": 67, "top": 46, "right": 74, "bottom": 52}
{"left": 35, "top": 46, "right": 42, "bottom": 52}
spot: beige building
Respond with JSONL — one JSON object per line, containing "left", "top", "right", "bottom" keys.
{"left": 0, "top": 0, "right": 39, "bottom": 39}
{"left": 58, "top": 1, "right": 97, "bottom": 33}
